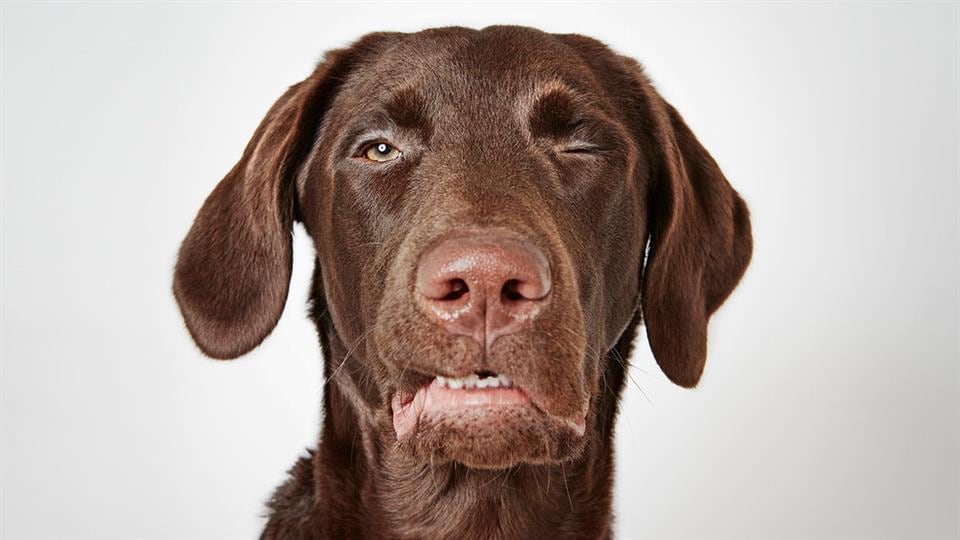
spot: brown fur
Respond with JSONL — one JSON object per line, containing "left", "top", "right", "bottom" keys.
{"left": 173, "top": 26, "right": 752, "bottom": 539}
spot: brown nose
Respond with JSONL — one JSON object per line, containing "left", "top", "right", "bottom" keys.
{"left": 416, "top": 235, "right": 552, "bottom": 351}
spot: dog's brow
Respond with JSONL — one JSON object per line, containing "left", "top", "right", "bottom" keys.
{"left": 384, "top": 87, "right": 433, "bottom": 139}
{"left": 529, "top": 87, "right": 579, "bottom": 138}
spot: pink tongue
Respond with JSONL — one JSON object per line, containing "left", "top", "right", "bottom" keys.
{"left": 392, "top": 379, "right": 529, "bottom": 441}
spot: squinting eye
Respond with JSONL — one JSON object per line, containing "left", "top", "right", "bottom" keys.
{"left": 364, "top": 142, "right": 402, "bottom": 162}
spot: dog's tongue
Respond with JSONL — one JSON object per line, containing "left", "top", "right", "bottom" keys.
{"left": 391, "top": 379, "right": 530, "bottom": 441}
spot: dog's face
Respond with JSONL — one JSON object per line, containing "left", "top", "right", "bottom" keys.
{"left": 173, "top": 27, "right": 751, "bottom": 469}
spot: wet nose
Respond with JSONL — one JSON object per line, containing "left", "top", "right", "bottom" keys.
{"left": 415, "top": 235, "right": 552, "bottom": 350}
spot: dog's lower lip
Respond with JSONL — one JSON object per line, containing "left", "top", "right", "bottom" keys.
{"left": 392, "top": 377, "right": 531, "bottom": 440}
{"left": 391, "top": 376, "right": 587, "bottom": 442}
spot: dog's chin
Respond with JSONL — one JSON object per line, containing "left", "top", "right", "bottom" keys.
{"left": 406, "top": 406, "right": 587, "bottom": 469}
{"left": 391, "top": 379, "right": 588, "bottom": 469}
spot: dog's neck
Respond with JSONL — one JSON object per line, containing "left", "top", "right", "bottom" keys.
{"left": 262, "top": 311, "right": 636, "bottom": 539}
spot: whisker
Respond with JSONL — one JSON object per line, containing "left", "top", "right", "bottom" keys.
{"left": 560, "top": 461, "right": 574, "bottom": 512}
{"left": 480, "top": 468, "right": 506, "bottom": 489}
{"left": 322, "top": 322, "right": 382, "bottom": 387}
{"left": 608, "top": 347, "right": 653, "bottom": 404}
{"left": 530, "top": 464, "right": 545, "bottom": 500}
{"left": 545, "top": 464, "right": 552, "bottom": 494}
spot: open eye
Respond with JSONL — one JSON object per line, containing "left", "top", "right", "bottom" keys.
{"left": 363, "top": 142, "right": 402, "bottom": 162}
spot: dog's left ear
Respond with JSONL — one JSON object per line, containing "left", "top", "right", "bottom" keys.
{"left": 173, "top": 34, "right": 396, "bottom": 359}
{"left": 637, "top": 76, "right": 753, "bottom": 388}
{"left": 554, "top": 35, "right": 752, "bottom": 387}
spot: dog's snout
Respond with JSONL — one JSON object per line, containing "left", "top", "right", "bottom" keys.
{"left": 416, "top": 235, "right": 551, "bottom": 350}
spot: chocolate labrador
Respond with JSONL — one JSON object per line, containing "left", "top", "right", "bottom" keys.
{"left": 173, "top": 25, "right": 752, "bottom": 539}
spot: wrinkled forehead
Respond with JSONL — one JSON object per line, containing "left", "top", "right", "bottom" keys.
{"left": 331, "top": 27, "right": 610, "bottom": 134}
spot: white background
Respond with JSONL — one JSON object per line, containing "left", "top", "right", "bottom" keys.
{"left": 2, "top": 2, "right": 958, "bottom": 538}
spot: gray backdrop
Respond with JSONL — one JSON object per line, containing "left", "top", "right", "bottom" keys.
{"left": 2, "top": 2, "right": 957, "bottom": 538}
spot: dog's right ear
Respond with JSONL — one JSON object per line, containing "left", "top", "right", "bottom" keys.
{"left": 173, "top": 35, "right": 394, "bottom": 359}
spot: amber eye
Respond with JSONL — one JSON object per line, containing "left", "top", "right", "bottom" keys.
{"left": 364, "top": 142, "right": 402, "bottom": 162}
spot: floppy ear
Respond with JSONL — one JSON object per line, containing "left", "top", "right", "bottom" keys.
{"left": 173, "top": 39, "right": 384, "bottom": 359}
{"left": 640, "top": 87, "right": 753, "bottom": 388}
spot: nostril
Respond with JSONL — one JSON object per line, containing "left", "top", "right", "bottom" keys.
{"left": 440, "top": 278, "right": 469, "bottom": 301}
{"left": 502, "top": 277, "right": 549, "bottom": 303}
{"left": 501, "top": 279, "right": 525, "bottom": 302}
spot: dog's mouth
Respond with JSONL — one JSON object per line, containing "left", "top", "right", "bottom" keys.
{"left": 390, "top": 369, "right": 587, "bottom": 467}
{"left": 392, "top": 371, "right": 530, "bottom": 439}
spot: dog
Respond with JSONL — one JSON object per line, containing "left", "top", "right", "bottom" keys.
{"left": 173, "top": 25, "right": 752, "bottom": 539}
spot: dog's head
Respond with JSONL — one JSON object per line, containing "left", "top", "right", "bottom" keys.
{"left": 173, "top": 26, "right": 751, "bottom": 469}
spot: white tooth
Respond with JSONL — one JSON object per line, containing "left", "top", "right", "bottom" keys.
{"left": 436, "top": 376, "right": 447, "bottom": 387}
{"left": 464, "top": 374, "right": 478, "bottom": 389}
{"left": 498, "top": 374, "right": 512, "bottom": 388}
{"left": 448, "top": 378, "right": 464, "bottom": 389}
{"left": 487, "top": 377, "right": 501, "bottom": 388}
{"left": 476, "top": 377, "right": 490, "bottom": 389}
